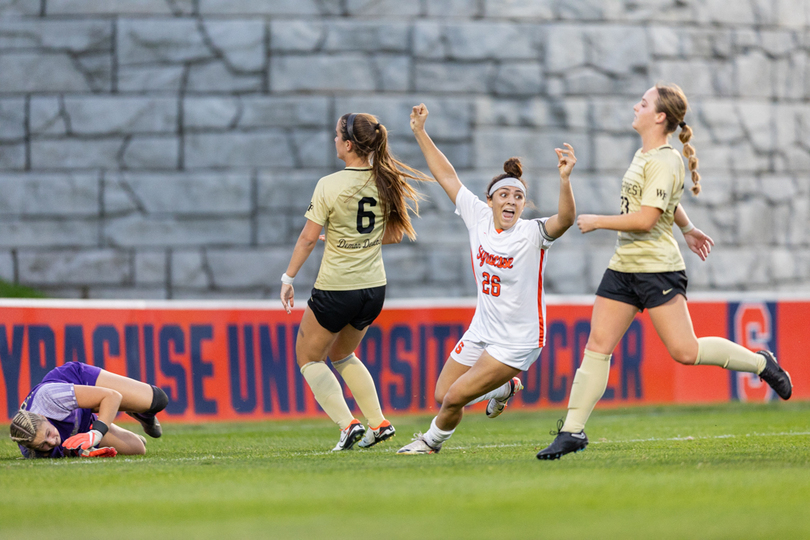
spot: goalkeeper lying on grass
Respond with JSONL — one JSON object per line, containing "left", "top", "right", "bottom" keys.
{"left": 9, "top": 362, "right": 167, "bottom": 458}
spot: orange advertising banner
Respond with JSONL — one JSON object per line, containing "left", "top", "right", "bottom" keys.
{"left": 1, "top": 297, "right": 807, "bottom": 422}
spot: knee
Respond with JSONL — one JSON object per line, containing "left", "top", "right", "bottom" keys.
{"left": 149, "top": 386, "right": 168, "bottom": 415}
{"left": 433, "top": 389, "right": 444, "bottom": 406}
{"left": 441, "top": 388, "right": 466, "bottom": 411}
{"left": 670, "top": 346, "right": 698, "bottom": 366}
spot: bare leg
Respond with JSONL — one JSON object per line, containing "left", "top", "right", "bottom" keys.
{"left": 647, "top": 294, "right": 699, "bottom": 365}
{"left": 434, "top": 357, "right": 471, "bottom": 406}
{"left": 296, "top": 307, "right": 339, "bottom": 368}
{"left": 435, "top": 352, "right": 520, "bottom": 431}
{"left": 95, "top": 370, "right": 154, "bottom": 412}
{"left": 100, "top": 423, "right": 146, "bottom": 455}
{"left": 329, "top": 323, "right": 370, "bottom": 361}
{"left": 585, "top": 296, "right": 640, "bottom": 354}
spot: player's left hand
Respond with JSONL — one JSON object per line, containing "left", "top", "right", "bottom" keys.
{"left": 684, "top": 227, "right": 714, "bottom": 261}
{"left": 62, "top": 429, "right": 103, "bottom": 450}
{"left": 77, "top": 446, "right": 118, "bottom": 458}
{"left": 555, "top": 143, "right": 576, "bottom": 178}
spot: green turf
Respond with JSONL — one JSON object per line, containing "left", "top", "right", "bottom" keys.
{"left": 2, "top": 402, "right": 809, "bottom": 539}
{"left": 0, "top": 278, "right": 45, "bottom": 298}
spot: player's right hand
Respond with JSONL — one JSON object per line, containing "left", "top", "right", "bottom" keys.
{"left": 78, "top": 446, "right": 118, "bottom": 458}
{"left": 280, "top": 283, "right": 294, "bottom": 314}
{"left": 410, "top": 104, "right": 428, "bottom": 132}
{"left": 62, "top": 429, "right": 103, "bottom": 450}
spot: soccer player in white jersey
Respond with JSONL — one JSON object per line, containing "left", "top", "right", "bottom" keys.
{"left": 537, "top": 83, "right": 793, "bottom": 461}
{"left": 281, "top": 112, "right": 429, "bottom": 451}
{"left": 398, "top": 104, "right": 577, "bottom": 455}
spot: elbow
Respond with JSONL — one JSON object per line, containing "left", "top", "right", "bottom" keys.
{"left": 299, "top": 237, "right": 318, "bottom": 250}
{"left": 105, "top": 389, "right": 123, "bottom": 408}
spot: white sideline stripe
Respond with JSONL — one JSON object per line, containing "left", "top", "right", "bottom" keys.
{"left": 453, "top": 430, "right": 810, "bottom": 450}
{"left": 3, "top": 290, "right": 810, "bottom": 310}
{"left": 39, "top": 431, "right": 810, "bottom": 464}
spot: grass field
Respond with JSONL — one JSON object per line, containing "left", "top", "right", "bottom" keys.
{"left": 2, "top": 401, "right": 809, "bottom": 540}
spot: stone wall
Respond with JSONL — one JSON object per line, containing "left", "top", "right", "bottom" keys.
{"left": 0, "top": 0, "right": 808, "bottom": 299}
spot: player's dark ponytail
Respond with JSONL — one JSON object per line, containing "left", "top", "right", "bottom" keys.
{"left": 340, "top": 113, "right": 431, "bottom": 240}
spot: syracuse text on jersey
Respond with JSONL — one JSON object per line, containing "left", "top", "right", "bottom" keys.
{"left": 476, "top": 245, "right": 514, "bottom": 269}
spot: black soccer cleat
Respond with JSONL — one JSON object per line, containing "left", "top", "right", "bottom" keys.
{"left": 757, "top": 350, "right": 793, "bottom": 400}
{"left": 127, "top": 412, "right": 163, "bottom": 438}
{"left": 537, "top": 421, "right": 588, "bottom": 460}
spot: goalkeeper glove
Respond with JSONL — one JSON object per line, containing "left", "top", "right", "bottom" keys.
{"left": 77, "top": 446, "right": 117, "bottom": 458}
{"left": 62, "top": 429, "right": 104, "bottom": 450}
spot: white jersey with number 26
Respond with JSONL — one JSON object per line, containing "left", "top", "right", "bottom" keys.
{"left": 455, "top": 185, "right": 555, "bottom": 349}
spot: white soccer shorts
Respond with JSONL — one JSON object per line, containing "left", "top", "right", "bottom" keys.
{"left": 449, "top": 330, "right": 542, "bottom": 372}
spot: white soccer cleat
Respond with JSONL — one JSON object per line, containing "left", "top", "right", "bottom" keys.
{"left": 331, "top": 420, "right": 365, "bottom": 452}
{"left": 396, "top": 433, "right": 441, "bottom": 455}
{"left": 358, "top": 420, "right": 396, "bottom": 448}
{"left": 485, "top": 377, "right": 523, "bottom": 418}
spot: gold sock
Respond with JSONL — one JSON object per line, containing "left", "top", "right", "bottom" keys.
{"left": 561, "top": 349, "right": 611, "bottom": 433}
{"left": 695, "top": 337, "right": 766, "bottom": 374}
{"left": 332, "top": 354, "right": 385, "bottom": 427}
{"left": 300, "top": 361, "right": 354, "bottom": 429}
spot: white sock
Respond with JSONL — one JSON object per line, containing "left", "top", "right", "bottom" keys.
{"left": 424, "top": 417, "right": 454, "bottom": 448}
{"left": 466, "top": 380, "right": 513, "bottom": 406}
{"left": 300, "top": 361, "right": 354, "bottom": 430}
{"left": 695, "top": 337, "right": 766, "bottom": 374}
{"left": 331, "top": 354, "right": 385, "bottom": 427}
{"left": 561, "top": 349, "right": 611, "bottom": 433}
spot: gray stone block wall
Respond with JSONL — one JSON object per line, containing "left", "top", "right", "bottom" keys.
{"left": 0, "top": 1, "right": 808, "bottom": 299}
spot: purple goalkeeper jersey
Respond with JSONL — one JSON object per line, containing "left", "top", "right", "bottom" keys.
{"left": 19, "top": 362, "right": 102, "bottom": 458}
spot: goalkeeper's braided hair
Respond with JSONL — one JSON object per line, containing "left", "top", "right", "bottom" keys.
{"left": 10, "top": 410, "right": 46, "bottom": 448}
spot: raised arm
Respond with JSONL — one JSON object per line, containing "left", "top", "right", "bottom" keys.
{"left": 410, "top": 104, "right": 463, "bottom": 204}
{"left": 675, "top": 204, "right": 714, "bottom": 261}
{"left": 544, "top": 143, "right": 577, "bottom": 239}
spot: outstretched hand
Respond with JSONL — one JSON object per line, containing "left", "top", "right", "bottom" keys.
{"left": 684, "top": 227, "right": 714, "bottom": 261}
{"left": 555, "top": 143, "right": 576, "bottom": 178}
{"left": 410, "top": 103, "right": 428, "bottom": 133}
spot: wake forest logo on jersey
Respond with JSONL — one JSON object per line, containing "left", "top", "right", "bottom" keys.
{"left": 656, "top": 188, "right": 667, "bottom": 200}
{"left": 476, "top": 246, "right": 513, "bottom": 269}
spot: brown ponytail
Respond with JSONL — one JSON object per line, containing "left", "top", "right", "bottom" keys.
{"left": 340, "top": 113, "right": 431, "bottom": 240}
{"left": 655, "top": 83, "right": 701, "bottom": 196}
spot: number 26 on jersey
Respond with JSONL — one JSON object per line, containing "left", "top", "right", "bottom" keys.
{"left": 481, "top": 272, "right": 501, "bottom": 297}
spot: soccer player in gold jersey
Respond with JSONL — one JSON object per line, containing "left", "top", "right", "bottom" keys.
{"left": 537, "top": 84, "right": 793, "bottom": 460}
{"left": 280, "top": 113, "right": 428, "bottom": 451}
